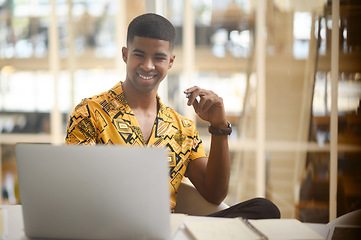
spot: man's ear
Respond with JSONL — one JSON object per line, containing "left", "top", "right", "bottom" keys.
{"left": 168, "top": 54, "right": 176, "bottom": 69}
{"left": 122, "top": 47, "right": 128, "bottom": 63}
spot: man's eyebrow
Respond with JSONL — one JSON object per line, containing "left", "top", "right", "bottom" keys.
{"left": 132, "top": 49, "right": 168, "bottom": 57}
{"left": 132, "top": 49, "right": 145, "bottom": 54}
{"left": 155, "top": 52, "right": 168, "bottom": 57}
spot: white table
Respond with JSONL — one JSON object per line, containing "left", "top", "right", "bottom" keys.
{"left": 2, "top": 205, "right": 27, "bottom": 240}
{"left": 1, "top": 205, "right": 329, "bottom": 240}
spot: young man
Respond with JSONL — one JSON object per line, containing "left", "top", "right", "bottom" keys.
{"left": 65, "top": 13, "right": 280, "bottom": 219}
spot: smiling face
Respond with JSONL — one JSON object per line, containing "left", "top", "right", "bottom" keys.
{"left": 122, "top": 36, "right": 175, "bottom": 95}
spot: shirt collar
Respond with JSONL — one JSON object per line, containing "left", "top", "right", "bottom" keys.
{"left": 108, "top": 81, "right": 174, "bottom": 123}
{"left": 157, "top": 97, "right": 174, "bottom": 123}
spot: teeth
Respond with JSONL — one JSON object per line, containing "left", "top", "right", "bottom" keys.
{"left": 138, "top": 74, "right": 153, "bottom": 80}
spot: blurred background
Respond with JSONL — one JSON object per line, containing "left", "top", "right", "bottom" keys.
{"left": 0, "top": 0, "right": 360, "bottom": 223}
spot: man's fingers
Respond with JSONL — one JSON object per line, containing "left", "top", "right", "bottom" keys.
{"left": 185, "top": 86, "right": 222, "bottom": 115}
{"left": 185, "top": 88, "right": 203, "bottom": 106}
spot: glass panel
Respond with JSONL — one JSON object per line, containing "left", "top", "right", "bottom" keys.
{"left": 305, "top": 1, "right": 361, "bottom": 221}
{"left": 0, "top": 70, "right": 54, "bottom": 112}
{"left": 65, "top": 1, "right": 117, "bottom": 58}
{"left": 312, "top": 72, "right": 361, "bottom": 146}
{"left": 0, "top": 1, "right": 51, "bottom": 59}
{"left": 0, "top": 1, "right": 117, "bottom": 59}
{"left": 264, "top": 0, "right": 361, "bottom": 220}
{"left": 0, "top": 112, "right": 51, "bottom": 134}
{"left": 299, "top": 152, "right": 330, "bottom": 222}
{"left": 338, "top": 152, "right": 361, "bottom": 215}
{"left": 0, "top": 70, "right": 73, "bottom": 112}
{"left": 167, "top": 0, "right": 254, "bottom": 136}
{"left": 299, "top": 151, "right": 361, "bottom": 222}
{"left": 227, "top": 151, "right": 256, "bottom": 205}
{"left": 196, "top": 0, "right": 252, "bottom": 60}
{"left": 268, "top": 151, "right": 308, "bottom": 219}
{"left": 0, "top": 69, "right": 70, "bottom": 134}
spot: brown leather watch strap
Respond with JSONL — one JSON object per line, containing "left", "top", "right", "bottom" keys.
{"left": 208, "top": 121, "right": 232, "bottom": 135}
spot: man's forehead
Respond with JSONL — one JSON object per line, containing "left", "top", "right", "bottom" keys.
{"left": 129, "top": 36, "right": 172, "bottom": 52}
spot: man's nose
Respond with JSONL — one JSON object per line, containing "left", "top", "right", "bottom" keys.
{"left": 141, "top": 57, "right": 155, "bottom": 71}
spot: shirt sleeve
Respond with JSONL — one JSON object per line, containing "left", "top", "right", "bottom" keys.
{"left": 65, "top": 100, "right": 97, "bottom": 145}
{"left": 188, "top": 127, "right": 207, "bottom": 161}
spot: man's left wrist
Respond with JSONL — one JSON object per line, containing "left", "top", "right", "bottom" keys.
{"left": 208, "top": 121, "right": 232, "bottom": 135}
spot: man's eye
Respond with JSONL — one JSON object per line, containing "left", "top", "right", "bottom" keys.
{"left": 134, "top": 54, "right": 144, "bottom": 57}
{"left": 155, "top": 57, "right": 166, "bottom": 61}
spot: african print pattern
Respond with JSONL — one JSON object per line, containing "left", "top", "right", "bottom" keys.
{"left": 65, "top": 81, "right": 206, "bottom": 211}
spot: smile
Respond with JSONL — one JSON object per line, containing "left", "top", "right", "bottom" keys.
{"left": 138, "top": 73, "right": 155, "bottom": 80}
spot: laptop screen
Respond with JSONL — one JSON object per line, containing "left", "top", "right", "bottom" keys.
{"left": 16, "top": 144, "right": 170, "bottom": 240}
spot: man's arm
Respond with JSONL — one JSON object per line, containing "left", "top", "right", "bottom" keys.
{"left": 184, "top": 87, "right": 230, "bottom": 205}
{"left": 65, "top": 101, "right": 97, "bottom": 145}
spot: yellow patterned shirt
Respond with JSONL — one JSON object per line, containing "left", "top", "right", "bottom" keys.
{"left": 65, "top": 81, "right": 207, "bottom": 211}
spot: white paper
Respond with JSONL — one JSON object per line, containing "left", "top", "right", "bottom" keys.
{"left": 185, "top": 218, "right": 261, "bottom": 240}
{"left": 249, "top": 219, "right": 325, "bottom": 240}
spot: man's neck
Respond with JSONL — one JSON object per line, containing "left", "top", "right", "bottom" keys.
{"left": 121, "top": 80, "right": 159, "bottom": 144}
{"left": 122, "top": 80, "right": 158, "bottom": 112}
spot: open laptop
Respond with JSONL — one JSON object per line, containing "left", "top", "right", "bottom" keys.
{"left": 15, "top": 143, "right": 170, "bottom": 240}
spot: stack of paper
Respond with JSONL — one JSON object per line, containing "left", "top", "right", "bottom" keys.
{"left": 185, "top": 218, "right": 261, "bottom": 240}
{"left": 249, "top": 219, "right": 325, "bottom": 240}
{"left": 184, "top": 217, "right": 325, "bottom": 240}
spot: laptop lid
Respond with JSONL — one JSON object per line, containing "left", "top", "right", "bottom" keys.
{"left": 15, "top": 143, "right": 170, "bottom": 240}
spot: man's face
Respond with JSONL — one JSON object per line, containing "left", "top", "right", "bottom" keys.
{"left": 122, "top": 36, "right": 175, "bottom": 94}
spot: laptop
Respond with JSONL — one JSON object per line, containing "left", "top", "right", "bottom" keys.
{"left": 15, "top": 143, "right": 170, "bottom": 240}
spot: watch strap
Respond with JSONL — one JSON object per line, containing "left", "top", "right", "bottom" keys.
{"left": 208, "top": 121, "right": 232, "bottom": 135}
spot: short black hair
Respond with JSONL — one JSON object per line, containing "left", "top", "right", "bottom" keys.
{"left": 127, "top": 13, "right": 176, "bottom": 50}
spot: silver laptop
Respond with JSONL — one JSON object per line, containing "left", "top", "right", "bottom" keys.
{"left": 15, "top": 143, "right": 170, "bottom": 240}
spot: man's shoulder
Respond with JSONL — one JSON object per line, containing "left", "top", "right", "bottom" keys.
{"left": 76, "top": 90, "right": 111, "bottom": 108}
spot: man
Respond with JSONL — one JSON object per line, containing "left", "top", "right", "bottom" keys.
{"left": 66, "top": 13, "right": 280, "bottom": 219}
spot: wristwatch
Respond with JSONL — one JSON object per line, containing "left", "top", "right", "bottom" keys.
{"left": 208, "top": 121, "right": 232, "bottom": 135}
